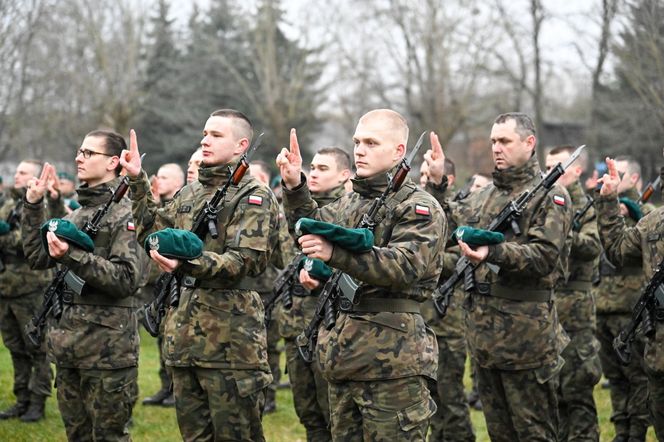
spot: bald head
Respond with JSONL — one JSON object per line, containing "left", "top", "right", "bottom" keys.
{"left": 157, "top": 163, "right": 185, "bottom": 200}
{"left": 353, "top": 109, "right": 410, "bottom": 178}
{"left": 359, "top": 109, "right": 409, "bottom": 146}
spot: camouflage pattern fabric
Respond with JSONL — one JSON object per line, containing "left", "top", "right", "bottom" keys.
{"left": 596, "top": 193, "right": 664, "bottom": 440}
{"left": 56, "top": 366, "right": 137, "bottom": 442}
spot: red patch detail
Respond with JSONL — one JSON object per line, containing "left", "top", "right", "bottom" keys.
{"left": 415, "top": 204, "right": 430, "bottom": 215}
{"left": 248, "top": 195, "right": 263, "bottom": 205}
{"left": 553, "top": 195, "right": 566, "bottom": 206}
{"left": 127, "top": 221, "right": 135, "bottom": 231}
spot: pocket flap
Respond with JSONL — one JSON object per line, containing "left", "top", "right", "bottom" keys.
{"left": 397, "top": 397, "right": 437, "bottom": 432}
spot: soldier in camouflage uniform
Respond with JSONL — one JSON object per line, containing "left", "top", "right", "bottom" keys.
{"left": 595, "top": 156, "right": 664, "bottom": 441}
{"left": 277, "top": 109, "right": 444, "bottom": 441}
{"left": 590, "top": 156, "right": 651, "bottom": 442}
{"left": 427, "top": 113, "right": 572, "bottom": 441}
{"left": 120, "top": 109, "right": 279, "bottom": 441}
{"left": 546, "top": 145, "right": 602, "bottom": 441}
{"left": 22, "top": 130, "right": 142, "bottom": 441}
{"left": 279, "top": 147, "right": 351, "bottom": 441}
{"left": 0, "top": 160, "right": 54, "bottom": 422}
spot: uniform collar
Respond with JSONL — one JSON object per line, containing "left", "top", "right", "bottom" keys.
{"left": 312, "top": 184, "right": 346, "bottom": 206}
{"left": 492, "top": 155, "right": 540, "bottom": 191}
{"left": 76, "top": 176, "right": 122, "bottom": 207}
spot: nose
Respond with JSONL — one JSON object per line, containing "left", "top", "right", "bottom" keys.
{"left": 354, "top": 143, "right": 366, "bottom": 156}
{"left": 201, "top": 135, "right": 210, "bottom": 146}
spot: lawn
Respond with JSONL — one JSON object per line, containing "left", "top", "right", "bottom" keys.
{"left": 0, "top": 329, "right": 657, "bottom": 441}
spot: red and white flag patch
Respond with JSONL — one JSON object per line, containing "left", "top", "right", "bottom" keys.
{"left": 553, "top": 195, "right": 566, "bottom": 206}
{"left": 127, "top": 221, "right": 135, "bottom": 231}
{"left": 248, "top": 195, "right": 263, "bottom": 205}
{"left": 415, "top": 204, "right": 430, "bottom": 215}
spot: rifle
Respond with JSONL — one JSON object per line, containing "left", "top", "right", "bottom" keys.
{"left": 638, "top": 176, "right": 660, "bottom": 205}
{"left": 613, "top": 257, "right": 664, "bottom": 364}
{"left": 572, "top": 194, "right": 594, "bottom": 232}
{"left": 433, "top": 145, "right": 586, "bottom": 318}
{"left": 296, "top": 131, "right": 427, "bottom": 363}
{"left": 142, "top": 134, "right": 264, "bottom": 338}
{"left": 25, "top": 175, "right": 132, "bottom": 347}
{"left": 452, "top": 177, "right": 473, "bottom": 202}
{"left": 263, "top": 252, "right": 302, "bottom": 326}
{"left": 0, "top": 201, "right": 22, "bottom": 273}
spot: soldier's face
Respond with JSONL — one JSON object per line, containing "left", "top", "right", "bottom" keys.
{"left": 187, "top": 150, "right": 203, "bottom": 184}
{"left": 309, "top": 154, "right": 347, "bottom": 193}
{"left": 13, "top": 162, "right": 39, "bottom": 189}
{"left": 546, "top": 151, "right": 579, "bottom": 188}
{"left": 200, "top": 116, "right": 247, "bottom": 167}
{"left": 156, "top": 166, "right": 182, "bottom": 198}
{"left": 352, "top": 119, "right": 405, "bottom": 178}
{"left": 419, "top": 162, "right": 429, "bottom": 188}
{"left": 490, "top": 120, "right": 535, "bottom": 170}
{"left": 470, "top": 174, "right": 491, "bottom": 193}
{"left": 75, "top": 136, "right": 118, "bottom": 186}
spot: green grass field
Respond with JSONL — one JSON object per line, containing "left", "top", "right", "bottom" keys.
{"left": 0, "top": 329, "right": 657, "bottom": 441}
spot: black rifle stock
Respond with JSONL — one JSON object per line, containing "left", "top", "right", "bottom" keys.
{"left": 433, "top": 145, "right": 586, "bottom": 317}
{"left": 572, "top": 195, "right": 594, "bottom": 232}
{"left": 263, "top": 252, "right": 304, "bottom": 327}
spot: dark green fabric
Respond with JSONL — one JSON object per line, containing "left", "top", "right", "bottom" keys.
{"left": 619, "top": 197, "right": 642, "bottom": 221}
{"left": 453, "top": 226, "right": 505, "bottom": 246}
{"left": 298, "top": 257, "right": 333, "bottom": 281}
{"left": 40, "top": 218, "right": 95, "bottom": 252}
{"left": 295, "top": 217, "right": 374, "bottom": 252}
{"left": 0, "top": 220, "right": 10, "bottom": 235}
{"left": 144, "top": 228, "right": 204, "bottom": 260}
{"left": 66, "top": 198, "right": 81, "bottom": 210}
{"left": 57, "top": 172, "right": 75, "bottom": 182}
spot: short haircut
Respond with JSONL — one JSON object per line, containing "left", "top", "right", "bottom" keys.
{"left": 85, "top": 129, "right": 127, "bottom": 175}
{"left": 210, "top": 109, "right": 254, "bottom": 143}
{"left": 21, "top": 159, "right": 43, "bottom": 176}
{"left": 474, "top": 172, "right": 491, "bottom": 180}
{"left": 614, "top": 155, "right": 641, "bottom": 177}
{"left": 250, "top": 160, "right": 272, "bottom": 181}
{"left": 316, "top": 147, "right": 351, "bottom": 171}
{"left": 158, "top": 163, "right": 185, "bottom": 186}
{"left": 444, "top": 158, "right": 455, "bottom": 177}
{"left": 494, "top": 112, "right": 537, "bottom": 140}
{"left": 548, "top": 144, "right": 588, "bottom": 170}
{"left": 359, "top": 109, "right": 409, "bottom": 146}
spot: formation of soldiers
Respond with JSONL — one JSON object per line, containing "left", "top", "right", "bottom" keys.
{"left": 0, "top": 108, "right": 661, "bottom": 442}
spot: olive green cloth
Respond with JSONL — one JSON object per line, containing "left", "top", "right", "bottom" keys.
{"left": 453, "top": 226, "right": 505, "bottom": 246}
{"left": 40, "top": 218, "right": 94, "bottom": 252}
{"left": 295, "top": 217, "right": 374, "bottom": 252}
{"left": 144, "top": 228, "right": 204, "bottom": 260}
{"left": 0, "top": 220, "right": 10, "bottom": 235}
{"left": 299, "top": 257, "right": 333, "bottom": 281}
{"left": 618, "top": 197, "right": 642, "bottom": 221}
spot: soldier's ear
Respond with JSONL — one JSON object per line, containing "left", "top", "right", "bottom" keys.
{"left": 394, "top": 143, "right": 406, "bottom": 161}
{"left": 234, "top": 138, "right": 250, "bottom": 157}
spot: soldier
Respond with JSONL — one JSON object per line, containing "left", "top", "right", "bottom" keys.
{"left": 0, "top": 160, "right": 54, "bottom": 423}
{"left": 589, "top": 156, "right": 651, "bottom": 441}
{"left": 277, "top": 108, "right": 444, "bottom": 440}
{"left": 279, "top": 146, "right": 350, "bottom": 441}
{"left": 546, "top": 145, "right": 602, "bottom": 441}
{"left": 155, "top": 163, "right": 185, "bottom": 204}
{"left": 22, "top": 130, "right": 142, "bottom": 440}
{"left": 57, "top": 172, "right": 79, "bottom": 213}
{"left": 186, "top": 148, "right": 203, "bottom": 184}
{"left": 426, "top": 112, "right": 572, "bottom": 441}
{"left": 595, "top": 156, "right": 664, "bottom": 440}
{"left": 119, "top": 109, "right": 279, "bottom": 441}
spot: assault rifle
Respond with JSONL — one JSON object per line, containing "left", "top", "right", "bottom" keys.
{"left": 572, "top": 195, "right": 594, "bottom": 232}
{"left": 638, "top": 176, "right": 660, "bottom": 205}
{"left": 613, "top": 257, "right": 664, "bottom": 364}
{"left": 433, "top": 145, "right": 586, "bottom": 318}
{"left": 25, "top": 175, "right": 132, "bottom": 347}
{"left": 142, "top": 134, "right": 264, "bottom": 337}
{"left": 263, "top": 252, "right": 302, "bottom": 326}
{"left": 296, "top": 131, "right": 427, "bottom": 363}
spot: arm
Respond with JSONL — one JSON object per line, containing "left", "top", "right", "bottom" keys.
{"left": 571, "top": 205, "right": 601, "bottom": 261}
{"left": 281, "top": 176, "right": 338, "bottom": 228}
{"left": 595, "top": 194, "right": 643, "bottom": 267}
{"left": 128, "top": 170, "right": 175, "bottom": 244}
{"left": 21, "top": 198, "right": 56, "bottom": 270}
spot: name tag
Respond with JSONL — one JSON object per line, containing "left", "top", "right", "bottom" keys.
{"left": 177, "top": 206, "right": 192, "bottom": 214}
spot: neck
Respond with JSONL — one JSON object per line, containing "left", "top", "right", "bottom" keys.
{"left": 83, "top": 174, "right": 116, "bottom": 188}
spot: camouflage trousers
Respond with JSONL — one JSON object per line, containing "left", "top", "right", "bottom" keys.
{"left": 266, "top": 314, "right": 281, "bottom": 408}
{"left": 284, "top": 338, "right": 331, "bottom": 441}
{"left": 156, "top": 334, "right": 172, "bottom": 391}
{"left": 644, "top": 320, "right": 664, "bottom": 440}
{"left": 328, "top": 376, "right": 436, "bottom": 442}
{"left": 56, "top": 366, "right": 137, "bottom": 442}
{"left": 557, "top": 328, "right": 601, "bottom": 442}
{"left": 171, "top": 366, "right": 267, "bottom": 442}
{"left": 476, "top": 362, "right": 561, "bottom": 442}
{"left": 596, "top": 313, "right": 649, "bottom": 439}
{"left": 428, "top": 335, "right": 475, "bottom": 442}
{"left": 0, "top": 292, "right": 53, "bottom": 404}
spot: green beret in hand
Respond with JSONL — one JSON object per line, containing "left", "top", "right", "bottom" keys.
{"left": 295, "top": 218, "right": 374, "bottom": 252}
{"left": 144, "top": 228, "right": 204, "bottom": 260}
{"left": 298, "top": 257, "right": 333, "bottom": 281}
{"left": 65, "top": 198, "right": 81, "bottom": 210}
{"left": 0, "top": 221, "right": 10, "bottom": 235}
{"left": 619, "top": 197, "right": 642, "bottom": 221}
{"left": 453, "top": 226, "right": 505, "bottom": 246}
{"left": 40, "top": 219, "right": 95, "bottom": 252}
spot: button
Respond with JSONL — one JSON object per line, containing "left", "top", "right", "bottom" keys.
{"left": 401, "top": 323, "right": 406, "bottom": 328}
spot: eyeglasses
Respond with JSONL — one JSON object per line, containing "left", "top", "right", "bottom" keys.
{"left": 77, "top": 148, "right": 114, "bottom": 159}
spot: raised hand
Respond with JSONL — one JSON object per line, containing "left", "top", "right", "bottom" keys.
{"left": 118, "top": 129, "right": 142, "bottom": 178}
{"left": 46, "top": 165, "right": 61, "bottom": 200}
{"left": 598, "top": 157, "right": 620, "bottom": 197}
{"left": 276, "top": 128, "right": 303, "bottom": 189}
{"left": 423, "top": 131, "right": 446, "bottom": 185}
{"left": 26, "top": 163, "right": 56, "bottom": 203}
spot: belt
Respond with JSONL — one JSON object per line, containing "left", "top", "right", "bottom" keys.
{"left": 561, "top": 280, "right": 592, "bottom": 291}
{"left": 62, "top": 291, "right": 135, "bottom": 308}
{"left": 342, "top": 297, "right": 420, "bottom": 314}
{"left": 476, "top": 283, "right": 552, "bottom": 302}
{"left": 181, "top": 275, "right": 256, "bottom": 291}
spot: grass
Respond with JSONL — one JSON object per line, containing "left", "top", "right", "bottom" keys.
{"left": 0, "top": 329, "right": 657, "bottom": 441}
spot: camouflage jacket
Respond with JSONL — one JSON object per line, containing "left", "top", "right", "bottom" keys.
{"left": 443, "top": 156, "right": 572, "bottom": 370}
{"left": 282, "top": 170, "right": 445, "bottom": 381}
{"left": 128, "top": 165, "right": 279, "bottom": 379}
{"left": 21, "top": 177, "right": 141, "bottom": 369}
{"left": 555, "top": 180, "right": 601, "bottom": 332}
{"left": 595, "top": 192, "right": 664, "bottom": 372}
{"left": 278, "top": 184, "right": 345, "bottom": 339}
{"left": 0, "top": 188, "right": 54, "bottom": 297}
{"left": 594, "top": 187, "right": 652, "bottom": 314}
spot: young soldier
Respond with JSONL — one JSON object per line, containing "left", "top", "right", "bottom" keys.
{"left": 120, "top": 109, "right": 279, "bottom": 441}
{"left": 277, "top": 109, "right": 445, "bottom": 440}
{"left": 22, "top": 131, "right": 142, "bottom": 440}
{"left": 186, "top": 148, "right": 204, "bottom": 185}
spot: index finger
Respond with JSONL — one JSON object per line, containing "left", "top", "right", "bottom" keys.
{"left": 430, "top": 131, "right": 443, "bottom": 158}
{"left": 129, "top": 129, "right": 139, "bottom": 154}
{"left": 289, "top": 128, "right": 300, "bottom": 157}
{"left": 38, "top": 164, "right": 50, "bottom": 183}
{"left": 605, "top": 157, "right": 618, "bottom": 178}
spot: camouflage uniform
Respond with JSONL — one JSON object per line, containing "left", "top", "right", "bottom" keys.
{"left": 21, "top": 176, "right": 141, "bottom": 441}
{"left": 128, "top": 165, "right": 278, "bottom": 441}
{"left": 593, "top": 187, "right": 651, "bottom": 440}
{"left": 0, "top": 187, "right": 54, "bottom": 418}
{"left": 277, "top": 184, "right": 345, "bottom": 441}
{"left": 440, "top": 155, "right": 572, "bottom": 442}
{"left": 596, "top": 188, "right": 664, "bottom": 441}
{"left": 554, "top": 181, "right": 602, "bottom": 441}
{"left": 282, "top": 169, "right": 444, "bottom": 441}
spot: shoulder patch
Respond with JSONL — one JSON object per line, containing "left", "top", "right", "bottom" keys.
{"left": 127, "top": 221, "right": 135, "bottom": 231}
{"left": 248, "top": 195, "right": 263, "bottom": 206}
{"left": 415, "top": 204, "right": 430, "bottom": 216}
{"left": 553, "top": 195, "right": 566, "bottom": 206}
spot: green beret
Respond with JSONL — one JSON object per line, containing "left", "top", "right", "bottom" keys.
{"left": 295, "top": 218, "right": 374, "bottom": 252}
{"left": 40, "top": 219, "right": 94, "bottom": 252}
{"left": 453, "top": 226, "right": 505, "bottom": 246}
{"left": 0, "top": 220, "right": 10, "bottom": 235}
{"left": 57, "top": 172, "right": 75, "bottom": 182}
{"left": 144, "top": 228, "right": 204, "bottom": 260}
{"left": 619, "top": 197, "right": 642, "bottom": 221}
{"left": 298, "top": 257, "right": 333, "bottom": 281}
{"left": 65, "top": 198, "right": 81, "bottom": 210}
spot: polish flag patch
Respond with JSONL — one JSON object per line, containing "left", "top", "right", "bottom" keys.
{"left": 553, "top": 195, "right": 566, "bottom": 206}
{"left": 415, "top": 204, "right": 430, "bottom": 215}
{"left": 248, "top": 195, "right": 263, "bottom": 205}
{"left": 127, "top": 221, "right": 135, "bottom": 231}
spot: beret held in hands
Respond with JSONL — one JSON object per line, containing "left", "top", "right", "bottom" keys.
{"left": 40, "top": 218, "right": 94, "bottom": 252}
{"left": 619, "top": 197, "right": 642, "bottom": 221}
{"left": 298, "top": 257, "right": 333, "bottom": 281}
{"left": 453, "top": 226, "right": 505, "bottom": 246}
{"left": 144, "top": 228, "right": 204, "bottom": 260}
{"left": 295, "top": 217, "right": 374, "bottom": 252}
